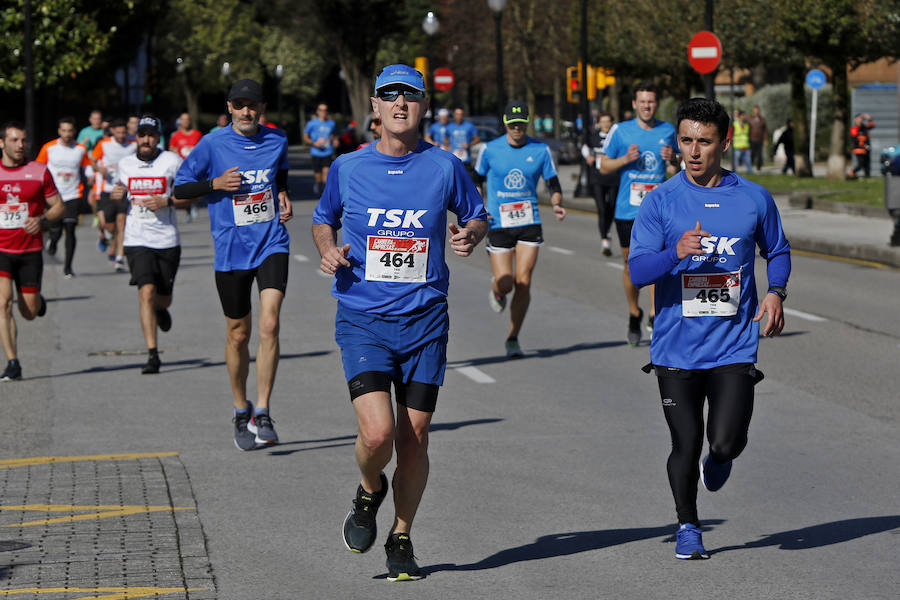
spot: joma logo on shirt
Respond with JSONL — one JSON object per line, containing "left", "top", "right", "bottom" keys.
{"left": 700, "top": 236, "right": 740, "bottom": 255}
{"left": 241, "top": 169, "right": 271, "bottom": 184}
{"left": 366, "top": 208, "right": 427, "bottom": 228}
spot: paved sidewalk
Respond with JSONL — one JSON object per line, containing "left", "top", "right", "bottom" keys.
{"left": 548, "top": 163, "right": 900, "bottom": 268}
{"left": 0, "top": 453, "right": 214, "bottom": 599}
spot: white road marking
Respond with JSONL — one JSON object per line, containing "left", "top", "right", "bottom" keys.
{"left": 293, "top": 253, "right": 309, "bottom": 262}
{"left": 548, "top": 246, "right": 575, "bottom": 256}
{"left": 454, "top": 366, "right": 495, "bottom": 384}
{"left": 606, "top": 262, "right": 625, "bottom": 271}
{"left": 783, "top": 307, "right": 827, "bottom": 322}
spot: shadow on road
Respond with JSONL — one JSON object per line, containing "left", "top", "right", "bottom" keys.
{"left": 449, "top": 340, "right": 628, "bottom": 368}
{"left": 712, "top": 515, "right": 900, "bottom": 554}
{"left": 411, "top": 522, "right": 724, "bottom": 577}
{"left": 266, "top": 418, "right": 505, "bottom": 456}
{"left": 44, "top": 295, "right": 94, "bottom": 304}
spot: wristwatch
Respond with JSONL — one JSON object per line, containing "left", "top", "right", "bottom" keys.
{"left": 768, "top": 286, "right": 787, "bottom": 302}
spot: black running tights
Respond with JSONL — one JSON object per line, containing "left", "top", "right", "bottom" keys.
{"left": 656, "top": 364, "right": 756, "bottom": 526}
{"left": 591, "top": 183, "right": 616, "bottom": 239}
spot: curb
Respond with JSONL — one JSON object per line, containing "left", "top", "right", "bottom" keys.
{"left": 787, "top": 192, "right": 890, "bottom": 220}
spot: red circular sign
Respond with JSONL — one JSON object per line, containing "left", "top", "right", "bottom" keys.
{"left": 687, "top": 31, "right": 722, "bottom": 75}
{"left": 433, "top": 67, "right": 455, "bottom": 92}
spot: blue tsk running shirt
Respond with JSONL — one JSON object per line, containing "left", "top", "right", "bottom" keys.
{"left": 427, "top": 121, "right": 450, "bottom": 146}
{"left": 602, "top": 118, "right": 677, "bottom": 221}
{"left": 629, "top": 170, "right": 791, "bottom": 369}
{"left": 174, "top": 125, "right": 290, "bottom": 271}
{"left": 445, "top": 121, "right": 478, "bottom": 163}
{"left": 475, "top": 136, "right": 557, "bottom": 230}
{"left": 305, "top": 118, "right": 337, "bottom": 157}
{"left": 312, "top": 140, "right": 487, "bottom": 315}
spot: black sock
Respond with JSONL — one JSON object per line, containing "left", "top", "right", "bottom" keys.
{"left": 8, "top": 359, "right": 20, "bottom": 367}
{"left": 148, "top": 348, "right": 159, "bottom": 359}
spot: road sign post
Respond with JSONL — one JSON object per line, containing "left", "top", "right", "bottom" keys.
{"left": 806, "top": 69, "right": 826, "bottom": 172}
{"left": 433, "top": 67, "right": 454, "bottom": 92}
{"left": 688, "top": 31, "right": 722, "bottom": 100}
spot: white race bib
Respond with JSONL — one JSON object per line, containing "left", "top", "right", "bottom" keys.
{"left": 365, "top": 236, "right": 429, "bottom": 283}
{"left": 453, "top": 149, "right": 469, "bottom": 162}
{"left": 629, "top": 182, "right": 658, "bottom": 206}
{"left": 499, "top": 201, "right": 534, "bottom": 228}
{"left": 682, "top": 271, "right": 741, "bottom": 317}
{"left": 130, "top": 197, "right": 158, "bottom": 221}
{"left": 58, "top": 171, "right": 76, "bottom": 186}
{"left": 232, "top": 188, "right": 275, "bottom": 226}
{"left": 0, "top": 204, "right": 28, "bottom": 230}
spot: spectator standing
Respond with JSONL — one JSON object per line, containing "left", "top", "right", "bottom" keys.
{"left": 748, "top": 106, "right": 768, "bottom": 172}
{"left": 732, "top": 111, "right": 751, "bottom": 173}
{"left": 849, "top": 113, "right": 875, "bottom": 179}
{"left": 773, "top": 119, "right": 795, "bottom": 175}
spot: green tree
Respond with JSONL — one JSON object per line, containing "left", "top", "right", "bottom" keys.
{"left": 157, "top": 0, "right": 262, "bottom": 127}
{"left": 0, "top": 0, "right": 140, "bottom": 91}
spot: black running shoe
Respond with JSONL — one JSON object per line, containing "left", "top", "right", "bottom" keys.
{"left": 141, "top": 354, "right": 161, "bottom": 375}
{"left": 628, "top": 308, "right": 643, "bottom": 346}
{"left": 385, "top": 532, "right": 423, "bottom": 581}
{"left": 342, "top": 472, "right": 388, "bottom": 553}
{"left": 47, "top": 239, "right": 58, "bottom": 256}
{"left": 233, "top": 404, "right": 258, "bottom": 451}
{"left": 1, "top": 360, "right": 22, "bottom": 382}
{"left": 36, "top": 295, "right": 47, "bottom": 317}
{"left": 156, "top": 308, "right": 172, "bottom": 332}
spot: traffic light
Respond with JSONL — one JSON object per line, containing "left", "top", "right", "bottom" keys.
{"left": 415, "top": 56, "right": 429, "bottom": 89}
{"left": 596, "top": 67, "right": 616, "bottom": 90}
{"left": 586, "top": 65, "right": 597, "bottom": 101}
{"left": 566, "top": 65, "right": 581, "bottom": 103}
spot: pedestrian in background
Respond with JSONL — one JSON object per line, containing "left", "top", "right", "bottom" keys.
{"left": 732, "top": 111, "right": 752, "bottom": 173}
{"left": 849, "top": 113, "right": 875, "bottom": 179}
{"left": 749, "top": 106, "right": 768, "bottom": 172}
{"left": 773, "top": 118, "right": 795, "bottom": 175}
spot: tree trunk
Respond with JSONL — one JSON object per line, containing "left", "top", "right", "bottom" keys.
{"left": 184, "top": 82, "right": 200, "bottom": 134}
{"left": 339, "top": 59, "right": 372, "bottom": 137}
{"left": 790, "top": 63, "right": 812, "bottom": 177}
{"left": 826, "top": 58, "right": 848, "bottom": 181}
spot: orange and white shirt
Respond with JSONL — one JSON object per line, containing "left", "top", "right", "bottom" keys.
{"left": 91, "top": 137, "right": 136, "bottom": 194}
{"left": 36, "top": 139, "right": 91, "bottom": 202}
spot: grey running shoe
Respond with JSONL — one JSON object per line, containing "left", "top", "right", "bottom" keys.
{"left": 114, "top": 257, "right": 127, "bottom": 272}
{"left": 1, "top": 361, "right": 22, "bottom": 381}
{"left": 248, "top": 411, "right": 278, "bottom": 445}
{"left": 385, "top": 532, "right": 423, "bottom": 581}
{"left": 342, "top": 472, "right": 388, "bottom": 553}
{"left": 505, "top": 338, "right": 523, "bottom": 358}
{"left": 488, "top": 289, "right": 506, "bottom": 313}
{"left": 233, "top": 404, "right": 258, "bottom": 451}
{"left": 628, "top": 309, "right": 643, "bottom": 346}
{"left": 155, "top": 308, "right": 172, "bottom": 332}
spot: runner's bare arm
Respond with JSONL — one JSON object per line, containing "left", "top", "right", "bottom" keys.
{"left": 312, "top": 223, "right": 351, "bottom": 274}
{"left": 448, "top": 219, "right": 487, "bottom": 257}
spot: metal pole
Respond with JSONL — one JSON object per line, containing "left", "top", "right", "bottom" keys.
{"left": 24, "top": 0, "right": 35, "bottom": 156}
{"left": 809, "top": 88, "right": 818, "bottom": 172}
{"left": 278, "top": 82, "right": 283, "bottom": 127}
{"left": 494, "top": 11, "right": 504, "bottom": 116}
{"left": 580, "top": 0, "right": 589, "bottom": 149}
{"left": 705, "top": 0, "right": 715, "bottom": 100}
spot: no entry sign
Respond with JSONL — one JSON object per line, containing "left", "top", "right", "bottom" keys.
{"left": 687, "top": 31, "right": 722, "bottom": 75}
{"left": 433, "top": 68, "right": 455, "bottom": 92}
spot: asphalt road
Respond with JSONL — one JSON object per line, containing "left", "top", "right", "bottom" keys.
{"left": 1, "top": 153, "right": 897, "bottom": 599}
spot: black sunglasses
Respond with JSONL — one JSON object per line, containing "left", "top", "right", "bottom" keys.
{"left": 377, "top": 88, "right": 426, "bottom": 102}
{"left": 231, "top": 99, "right": 260, "bottom": 110}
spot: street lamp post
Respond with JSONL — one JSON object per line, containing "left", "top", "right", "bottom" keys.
{"left": 275, "top": 64, "right": 284, "bottom": 127}
{"left": 487, "top": 0, "right": 506, "bottom": 118}
{"left": 422, "top": 11, "right": 440, "bottom": 91}
{"left": 221, "top": 61, "right": 231, "bottom": 100}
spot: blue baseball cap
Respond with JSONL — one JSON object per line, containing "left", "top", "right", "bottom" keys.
{"left": 374, "top": 64, "right": 426, "bottom": 93}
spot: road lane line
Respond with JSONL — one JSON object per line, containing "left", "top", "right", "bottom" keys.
{"left": 293, "top": 253, "right": 309, "bottom": 262}
{"left": 454, "top": 366, "right": 495, "bottom": 384}
{"left": 606, "top": 262, "right": 625, "bottom": 270}
{"left": 548, "top": 246, "right": 574, "bottom": 255}
{"left": 783, "top": 307, "right": 827, "bottom": 322}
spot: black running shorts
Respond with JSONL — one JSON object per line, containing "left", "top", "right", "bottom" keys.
{"left": 214, "top": 252, "right": 289, "bottom": 319}
{"left": 124, "top": 246, "right": 181, "bottom": 296}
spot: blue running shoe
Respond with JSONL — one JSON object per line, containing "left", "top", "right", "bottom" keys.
{"left": 675, "top": 523, "right": 709, "bottom": 560}
{"left": 701, "top": 454, "right": 732, "bottom": 492}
